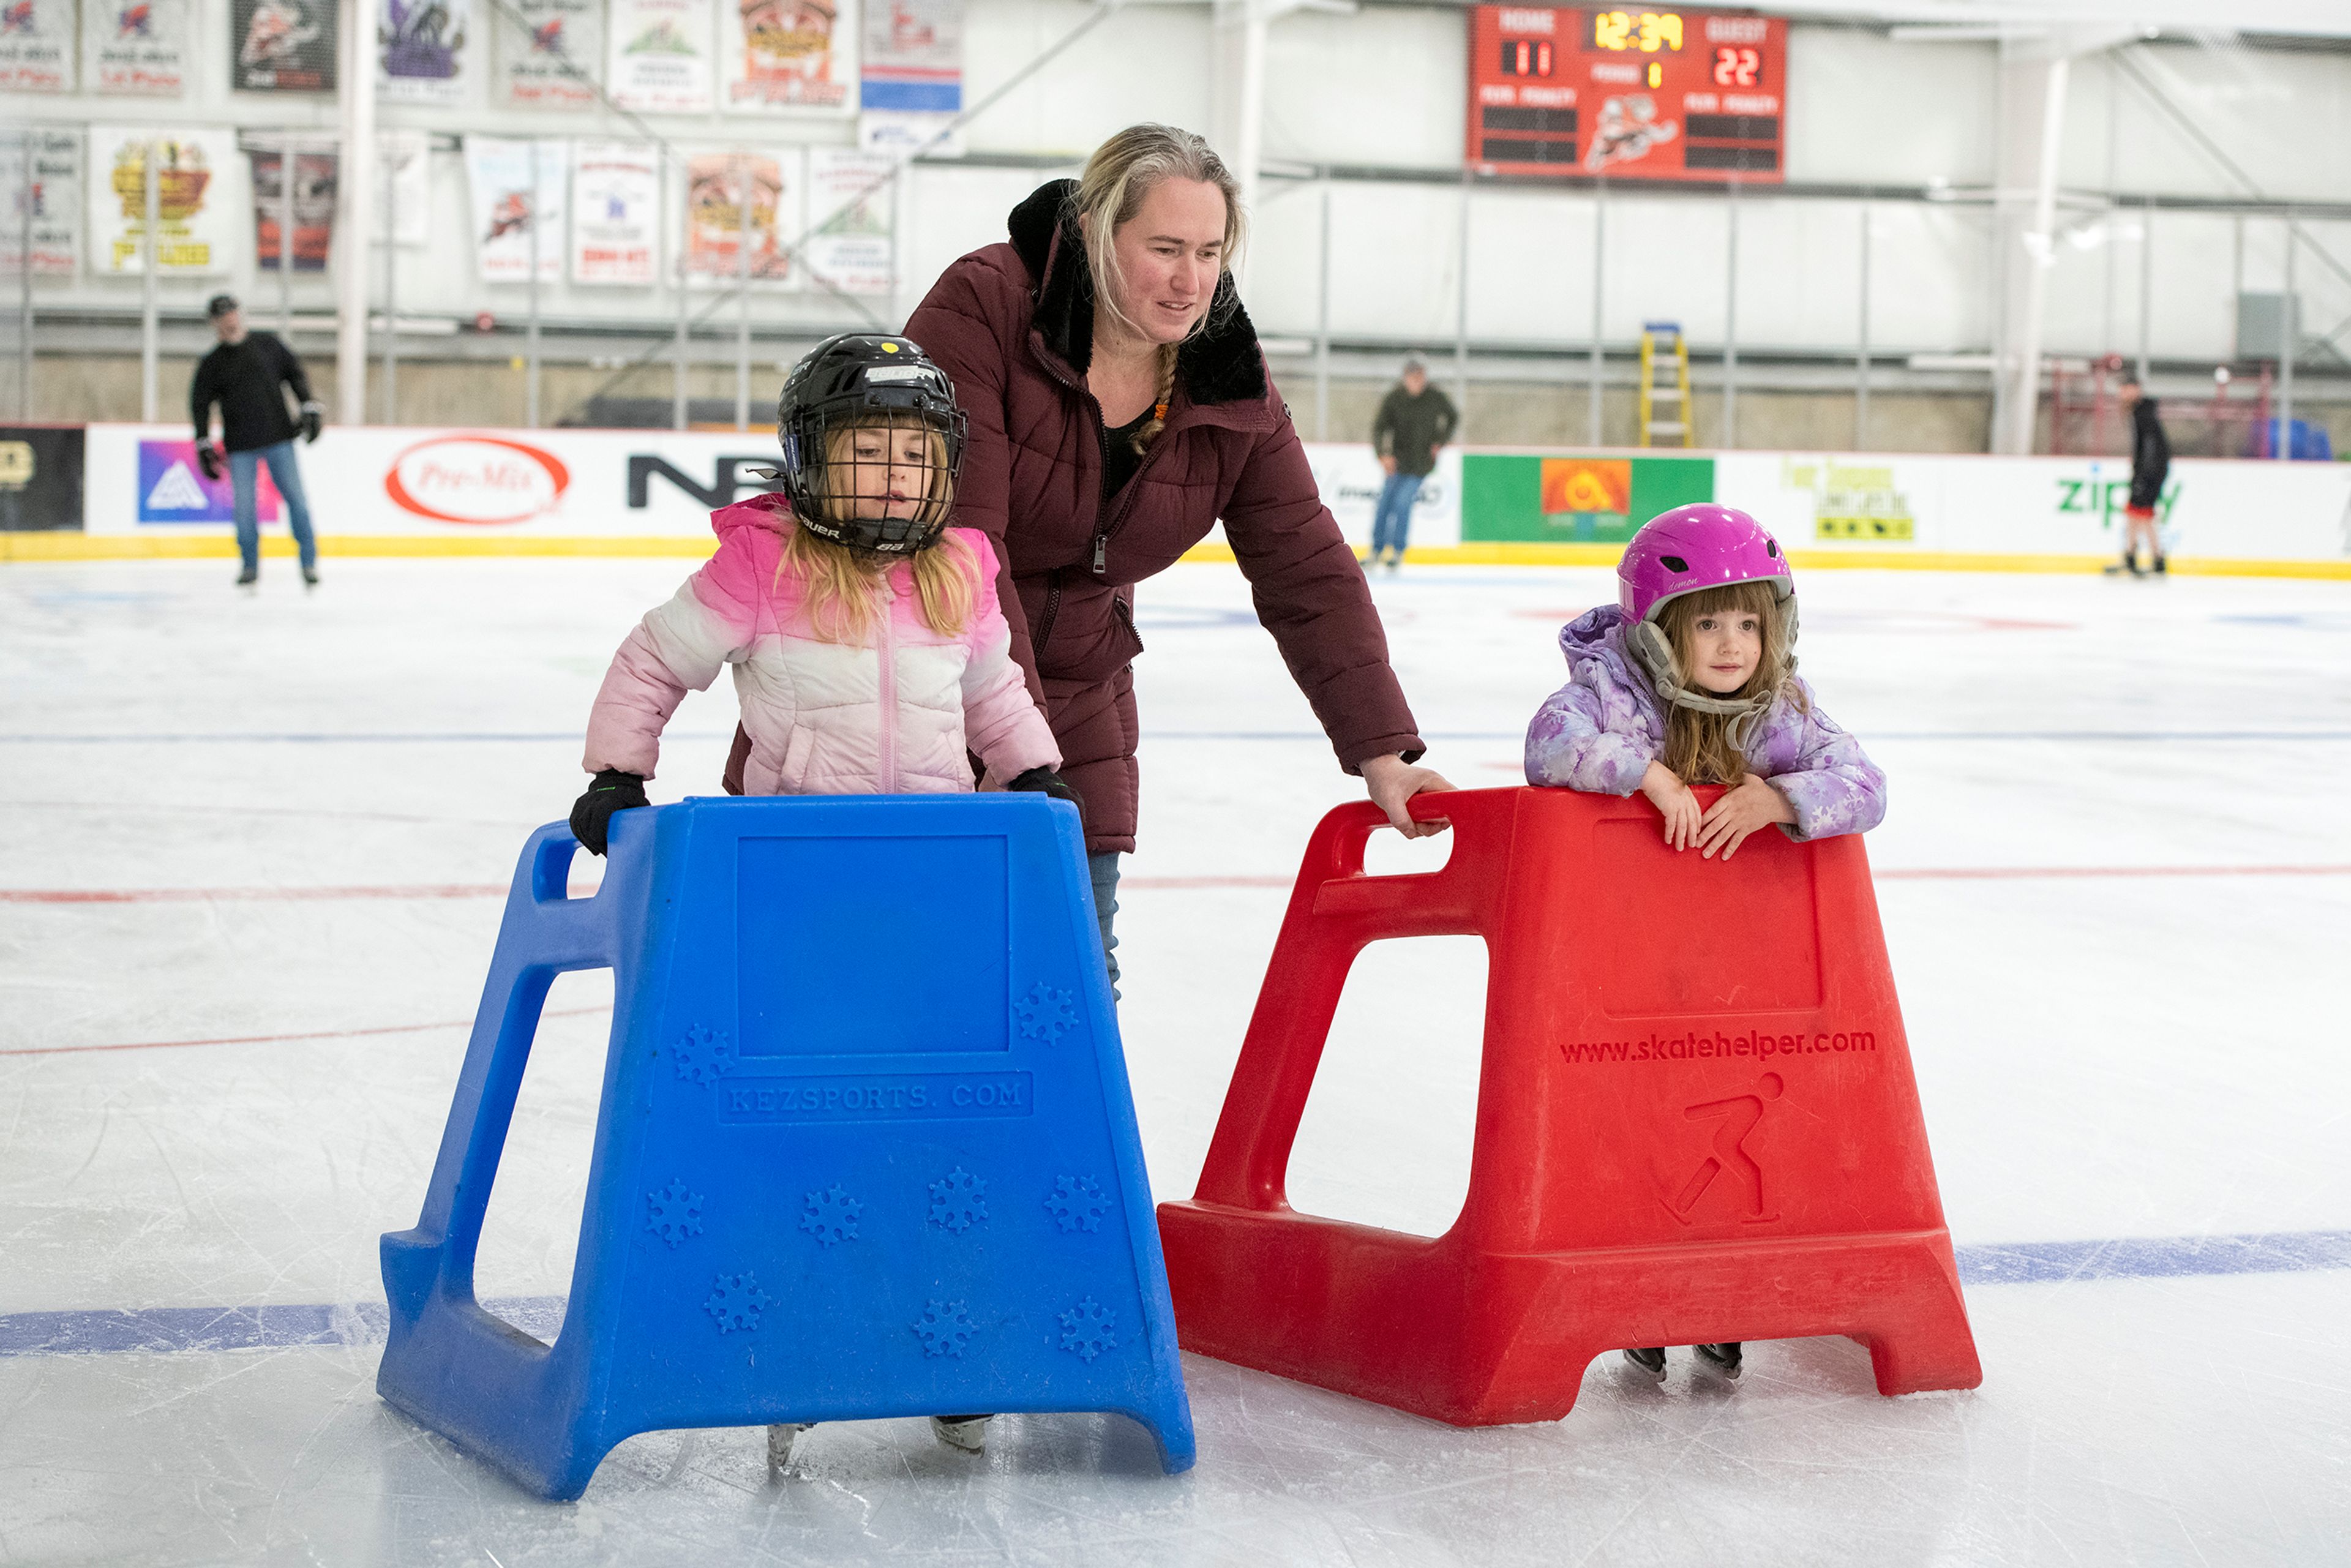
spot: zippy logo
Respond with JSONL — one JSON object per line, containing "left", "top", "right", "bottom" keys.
{"left": 2055, "top": 474, "right": 2180, "bottom": 530}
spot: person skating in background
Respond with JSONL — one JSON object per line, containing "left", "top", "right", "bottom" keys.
{"left": 190, "top": 293, "right": 323, "bottom": 589}
{"left": 1368, "top": 353, "right": 1457, "bottom": 572}
{"left": 2117, "top": 376, "right": 2170, "bottom": 577}
{"left": 1524, "top": 504, "right": 1887, "bottom": 1384}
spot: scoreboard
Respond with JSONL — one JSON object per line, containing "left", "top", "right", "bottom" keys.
{"left": 1466, "top": 7, "right": 1788, "bottom": 182}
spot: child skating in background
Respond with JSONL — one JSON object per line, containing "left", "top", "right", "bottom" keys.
{"left": 569, "top": 333, "right": 1074, "bottom": 1463}
{"left": 1522, "top": 503, "right": 1886, "bottom": 1383}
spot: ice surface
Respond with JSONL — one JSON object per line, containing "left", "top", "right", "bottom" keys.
{"left": 3, "top": 558, "right": 2349, "bottom": 1565}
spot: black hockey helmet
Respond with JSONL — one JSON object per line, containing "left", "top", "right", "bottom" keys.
{"left": 773, "top": 332, "right": 967, "bottom": 556}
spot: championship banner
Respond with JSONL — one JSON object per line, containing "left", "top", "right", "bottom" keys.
{"left": 724, "top": 0, "right": 854, "bottom": 114}
{"left": 607, "top": 0, "right": 712, "bottom": 113}
{"left": 88, "top": 127, "right": 238, "bottom": 276}
{"left": 464, "top": 136, "right": 567, "bottom": 282}
{"left": 804, "top": 147, "right": 894, "bottom": 296}
{"left": 231, "top": 0, "right": 337, "bottom": 91}
{"left": 497, "top": 0, "right": 600, "bottom": 109}
{"left": 681, "top": 149, "right": 800, "bottom": 288}
{"left": 0, "top": 0, "right": 75, "bottom": 91}
{"left": 571, "top": 141, "right": 659, "bottom": 286}
{"left": 858, "top": 0, "right": 959, "bottom": 155}
{"left": 83, "top": 0, "right": 189, "bottom": 96}
{"left": 379, "top": 0, "right": 470, "bottom": 104}
{"left": 249, "top": 148, "right": 338, "bottom": 271}
{"left": 376, "top": 129, "right": 430, "bottom": 246}
{"left": 2, "top": 130, "right": 81, "bottom": 277}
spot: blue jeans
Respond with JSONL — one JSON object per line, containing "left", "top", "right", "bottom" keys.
{"left": 1089, "top": 850, "right": 1121, "bottom": 999}
{"left": 1371, "top": 472, "right": 1424, "bottom": 559}
{"left": 228, "top": 440, "right": 317, "bottom": 574}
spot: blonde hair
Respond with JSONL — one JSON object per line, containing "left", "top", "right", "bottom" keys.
{"left": 1654, "top": 581, "right": 1805, "bottom": 785}
{"left": 774, "top": 415, "right": 974, "bottom": 644}
{"left": 1068, "top": 124, "right": 1248, "bottom": 456}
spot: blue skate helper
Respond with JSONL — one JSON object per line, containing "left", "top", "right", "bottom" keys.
{"left": 377, "top": 795, "right": 1194, "bottom": 1500}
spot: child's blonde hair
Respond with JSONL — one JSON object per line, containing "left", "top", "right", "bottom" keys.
{"left": 776, "top": 415, "right": 974, "bottom": 644}
{"left": 1654, "top": 580, "right": 1806, "bottom": 784}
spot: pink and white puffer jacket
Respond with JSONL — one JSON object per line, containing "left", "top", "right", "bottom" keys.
{"left": 582, "top": 493, "right": 1060, "bottom": 795}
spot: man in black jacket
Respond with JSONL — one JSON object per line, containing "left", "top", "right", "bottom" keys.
{"left": 2117, "top": 377, "right": 2170, "bottom": 576}
{"left": 190, "top": 293, "right": 323, "bottom": 587}
{"left": 1368, "top": 353, "right": 1457, "bottom": 572}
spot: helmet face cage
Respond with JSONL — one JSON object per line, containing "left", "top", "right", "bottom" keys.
{"left": 775, "top": 335, "right": 969, "bottom": 557}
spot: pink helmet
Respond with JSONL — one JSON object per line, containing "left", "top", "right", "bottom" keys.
{"left": 1616, "top": 503, "right": 1797, "bottom": 718}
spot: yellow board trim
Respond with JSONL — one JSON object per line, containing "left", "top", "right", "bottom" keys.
{"left": 7, "top": 531, "right": 2349, "bottom": 580}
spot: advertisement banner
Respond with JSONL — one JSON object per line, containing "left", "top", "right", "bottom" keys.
{"left": 379, "top": 0, "right": 470, "bottom": 104}
{"left": 377, "top": 129, "right": 430, "bottom": 246}
{"left": 1460, "top": 452, "right": 1714, "bottom": 544}
{"left": 249, "top": 148, "right": 338, "bottom": 271}
{"left": 83, "top": 0, "right": 189, "bottom": 96}
{"left": 2, "top": 130, "right": 81, "bottom": 277}
{"left": 88, "top": 127, "right": 239, "bottom": 276}
{"left": 803, "top": 147, "right": 894, "bottom": 296}
{"left": 0, "top": 0, "right": 74, "bottom": 91}
{"left": 723, "top": 0, "right": 855, "bottom": 113}
{"left": 464, "top": 136, "right": 567, "bottom": 283}
{"left": 0, "top": 426, "right": 86, "bottom": 532}
{"left": 860, "top": 0, "right": 958, "bottom": 111}
{"left": 607, "top": 0, "right": 711, "bottom": 113}
{"left": 1302, "top": 446, "right": 1463, "bottom": 549}
{"left": 571, "top": 141, "right": 659, "bottom": 285}
{"left": 132, "top": 435, "right": 283, "bottom": 523}
{"left": 497, "top": 0, "right": 600, "bottom": 108}
{"left": 230, "top": 0, "right": 337, "bottom": 91}
{"left": 681, "top": 149, "right": 799, "bottom": 288}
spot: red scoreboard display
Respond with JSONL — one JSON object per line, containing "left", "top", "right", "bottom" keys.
{"left": 1466, "top": 7, "right": 1788, "bottom": 182}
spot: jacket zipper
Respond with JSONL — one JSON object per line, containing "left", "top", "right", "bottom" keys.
{"left": 877, "top": 576, "right": 899, "bottom": 792}
{"left": 1035, "top": 568, "right": 1065, "bottom": 655}
{"left": 1033, "top": 337, "right": 1179, "bottom": 582}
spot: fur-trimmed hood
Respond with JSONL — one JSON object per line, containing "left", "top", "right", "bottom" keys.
{"left": 1005, "top": 179, "right": 1270, "bottom": 412}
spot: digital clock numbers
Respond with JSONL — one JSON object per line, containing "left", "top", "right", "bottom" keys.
{"left": 1589, "top": 11, "right": 1683, "bottom": 53}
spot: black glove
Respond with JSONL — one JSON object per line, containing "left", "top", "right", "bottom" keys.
{"left": 298, "top": 402, "right": 324, "bottom": 443}
{"left": 568, "top": 769, "right": 648, "bottom": 856}
{"left": 1007, "top": 766, "right": 1082, "bottom": 808}
{"left": 195, "top": 440, "right": 224, "bottom": 481}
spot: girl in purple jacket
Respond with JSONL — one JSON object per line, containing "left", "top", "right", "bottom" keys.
{"left": 1523, "top": 503, "right": 1886, "bottom": 1382}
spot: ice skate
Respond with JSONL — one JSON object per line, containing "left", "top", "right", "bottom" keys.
{"left": 1693, "top": 1341, "right": 1744, "bottom": 1379}
{"left": 1621, "top": 1346, "right": 1667, "bottom": 1382}
{"left": 766, "top": 1421, "right": 810, "bottom": 1472}
{"left": 931, "top": 1414, "right": 991, "bottom": 1453}
{"left": 301, "top": 565, "right": 320, "bottom": 588}
{"left": 236, "top": 566, "right": 259, "bottom": 589}
{"left": 2152, "top": 555, "right": 2167, "bottom": 576}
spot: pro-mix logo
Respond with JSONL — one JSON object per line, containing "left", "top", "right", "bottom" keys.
{"left": 385, "top": 435, "right": 570, "bottom": 525}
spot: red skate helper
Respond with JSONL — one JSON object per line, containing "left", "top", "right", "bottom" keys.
{"left": 1156, "top": 786, "right": 1982, "bottom": 1426}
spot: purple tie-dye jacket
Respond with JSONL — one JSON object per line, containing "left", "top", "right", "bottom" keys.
{"left": 1523, "top": 606, "right": 1887, "bottom": 842}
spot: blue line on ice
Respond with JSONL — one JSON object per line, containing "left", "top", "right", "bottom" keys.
{"left": 2, "top": 1229, "right": 2345, "bottom": 1359}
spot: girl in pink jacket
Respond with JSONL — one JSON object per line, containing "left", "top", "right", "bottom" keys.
{"left": 569, "top": 334, "right": 1071, "bottom": 858}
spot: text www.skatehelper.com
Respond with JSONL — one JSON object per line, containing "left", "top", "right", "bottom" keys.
{"left": 1560, "top": 1029, "right": 1878, "bottom": 1066}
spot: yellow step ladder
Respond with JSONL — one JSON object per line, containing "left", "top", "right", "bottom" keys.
{"left": 1639, "top": 321, "right": 1694, "bottom": 448}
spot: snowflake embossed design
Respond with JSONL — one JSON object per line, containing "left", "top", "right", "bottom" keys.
{"left": 645, "top": 1179, "right": 706, "bottom": 1248}
{"left": 800, "top": 1185, "right": 862, "bottom": 1246}
{"left": 1014, "top": 982, "right": 1079, "bottom": 1044}
{"left": 1057, "top": 1296, "right": 1118, "bottom": 1361}
{"left": 670, "top": 1024, "right": 737, "bottom": 1085}
{"left": 705, "top": 1271, "right": 770, "bottom": 1333}
{"left": 928, "top": 1168, "right": 988, "bottom": 1233}
{"left": 910, "top": 1299, "right": 978, "bottom": 1359}
{"left": 1044, "top": 1174, "right": 1110, "bottom": 1234}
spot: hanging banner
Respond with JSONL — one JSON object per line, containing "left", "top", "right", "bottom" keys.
{"left": 231, "top": 0, "right": 337, "bottom": 92}
{"left": 464, "top": 136, "right": 567, "bottom": 283}
{"left": 88, "top": 127, "right": 238, "bottom": 275}
{"left": 83, "top": 0, "right": 189, "bottom": 96}
{"left": 2, "top": 129, "right": 81, "bottom": 277}
{"left": 376, "top": 129, "right": 430, "bottom": 247}
{"left": 804, "top": 147, "right": 893, "bottom": 296}
{"left": 497, "top": 0, "right": 600, "bottom": 109}
{"left": 607, "top": 0, "right": 712, "bottom": 113}
{"left": 249, "top": 148, "right": 339, "bottom": 271}
{"left": 571, "top": 141, "right": 659, "bottom": 286}
{"left": 857, "top": 0, "right": 958, "bottom": 153}
{"left": 378, "top": 0, "right": 470, "bottom": 104}
{"left": 681, "top": 149, "right": 799, "bottom": 288}
{"left": 723, "top": 0, "right": 853, "bottom": 113}
{"left": 0, "top": 0, "right": 74, "bottom": 91}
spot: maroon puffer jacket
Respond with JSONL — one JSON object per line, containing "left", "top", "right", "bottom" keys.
{"left": 728, "top": 178, "right": 1424, "bottom": 853}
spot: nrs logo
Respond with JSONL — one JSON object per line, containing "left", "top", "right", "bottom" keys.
{"left": 385, "top": 435, "right": 569, "bottom": 525}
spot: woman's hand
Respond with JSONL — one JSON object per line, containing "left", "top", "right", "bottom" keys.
{"left": 1362, "top": 752, "right": 1453, "bottom": 838}
{"left": 1694, "top": 773, "right": 1798, "bottom": 861}
{"left": 1640, "top": 760, "right": 1702, "bottom": 850}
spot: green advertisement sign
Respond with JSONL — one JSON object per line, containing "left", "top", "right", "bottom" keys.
{"left": 1461, "top": 454, "right": 1715, "bottom": 544}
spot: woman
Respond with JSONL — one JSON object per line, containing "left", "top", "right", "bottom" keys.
{"left": 730, "top": 124, "right": 1450, "bottom": 974}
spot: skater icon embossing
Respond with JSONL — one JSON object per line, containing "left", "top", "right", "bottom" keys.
{"left": 1667, "top": 1072, "right": 1783, "bottom": 1225}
